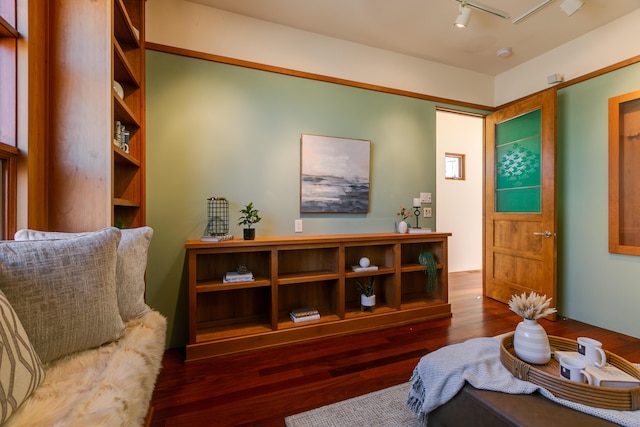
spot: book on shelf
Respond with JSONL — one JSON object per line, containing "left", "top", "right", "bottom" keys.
{"left": 290, "top": 308, "right": 319, "bottom": 317}
{"left": 201, "top": 234, "right": 234, "bottom": 242}
{"left": 290, "top": 312, "right": 320, "bottom": 323}
{"left": 222, "top": 271, "right": 254, "bottom": 283}
{"left": 351, "top": 265, "right": 379, "bottom": 272}
{"left": 408, "top": 228, "right": 432, "bottom": 234}
{"left": 290, "top": 308, "right": 320, "bottom": 323}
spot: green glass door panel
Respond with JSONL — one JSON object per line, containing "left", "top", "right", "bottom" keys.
{"left": 496, "top": 136, "right": 540, "bottom": 189}
{"left": 495, "top": 109, "right": 541, "bottom": 213}
{"left": 496, "top": 187, "right": 541, "bottom": 212}
{"left": 496, "top": 109, "right": 541, "bottom": 146}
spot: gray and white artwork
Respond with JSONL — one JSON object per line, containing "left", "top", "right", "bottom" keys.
{"left": 300, "top": 134, "right": 370, "bottom": 213}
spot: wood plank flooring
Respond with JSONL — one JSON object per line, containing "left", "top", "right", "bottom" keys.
{"left": 149, "top": 271, "right": 640, "bottom": 426}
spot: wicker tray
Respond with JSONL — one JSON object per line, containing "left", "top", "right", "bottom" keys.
{"left": 500, "top": 334, "right": 640, "bottom": 410}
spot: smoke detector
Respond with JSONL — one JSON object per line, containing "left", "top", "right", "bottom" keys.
{"left": 496, "top": 47, "right": 512, "bottom": 58}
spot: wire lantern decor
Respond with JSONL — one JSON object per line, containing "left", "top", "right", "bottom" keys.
{"left": 205, "top": 197, "right": 229, "bottom": 236}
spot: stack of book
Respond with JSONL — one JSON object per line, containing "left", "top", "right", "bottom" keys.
{"left": 408, "top": 228, "right": 432, "bottom": 234}
{"left": 585, "top": 364, "right": 640, "bottom": 388}
{"left": 290, "top": 308, "right": 320, "bottom": 323}
{"left": 201, "top": 234, "right": 234, "bottom": 242}
{"left": 222, "top": 271, "right": 254, "bottom": 283}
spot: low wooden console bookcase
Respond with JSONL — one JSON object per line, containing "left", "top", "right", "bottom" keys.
{"left": 185, "top": 233, "right": 452, "bottom": 362}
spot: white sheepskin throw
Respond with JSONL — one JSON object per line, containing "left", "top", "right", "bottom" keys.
{"left": 4, "top": 310, "right": 167, "bottom": 427}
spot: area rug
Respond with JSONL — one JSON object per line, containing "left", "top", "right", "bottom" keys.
{"left": 285, "top": 382, "right": 420, "bottom": 427}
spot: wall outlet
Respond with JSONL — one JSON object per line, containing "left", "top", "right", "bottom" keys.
{"left": 295, "top": 219, "right": 303, "bottom": 233}
{"left": 423, "top": 207, "right": 432, "bottom": 218}
{"left": 420, "top": 192, "right": 432, "bottom": 203}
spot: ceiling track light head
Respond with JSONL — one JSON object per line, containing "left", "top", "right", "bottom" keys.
{"left": 454, "top": 2, "right": 472, "bottom": 28}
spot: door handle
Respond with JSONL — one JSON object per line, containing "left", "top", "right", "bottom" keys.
{"left": 533, "top": 231, "right": 555, "bottom": 238}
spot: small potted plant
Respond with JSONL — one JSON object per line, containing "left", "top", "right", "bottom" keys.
{"left": 355, "top": 277, "right": 376, "bottom": 312}
{"left": 238, "top": 202, "right": 262, "bottom": 240}
{"left": 396, "top": 206, "right": 413, "bottom": 234}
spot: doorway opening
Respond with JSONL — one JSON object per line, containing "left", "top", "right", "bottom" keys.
{"left": 435, "top": 109, "right": 483, "bottom": 273}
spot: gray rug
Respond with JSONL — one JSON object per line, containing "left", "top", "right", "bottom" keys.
{"left": 285, "top": 382, "right": 422, "bottom": 427}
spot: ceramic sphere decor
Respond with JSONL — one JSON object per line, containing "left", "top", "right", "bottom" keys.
{"left": 359, "top": 257, "right": 370, "bottom": 268}
{"left": 508, "top": 291, "right": 557, "bottom": 365}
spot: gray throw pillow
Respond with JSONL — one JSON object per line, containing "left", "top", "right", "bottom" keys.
{"left": 0, "top": 289, "right": 45, "bottom": 423}
{"left": 14, "top": 226, "right": 153, "bottom": 322}
{"left": 115, "top": 227, "right": 153, "bottom": 321}
{"left": 0, "top": 227, "right": 124, "bottom": 363}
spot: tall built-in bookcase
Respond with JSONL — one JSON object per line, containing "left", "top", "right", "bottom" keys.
{"left": 47, "top": 0, "right": 145, "bottom": 231}
{"left": 185, "top": 233, "right": 451, "bottom": 362}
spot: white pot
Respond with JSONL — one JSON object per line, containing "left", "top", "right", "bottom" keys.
{"left": 398, "top": 221, "right": 408, "bottom": 234}
{"left": 513, "top": 318, "right": 551, "bottom": 364}
{"left": 361, "top": 294, "right": 376, "bottom": 312}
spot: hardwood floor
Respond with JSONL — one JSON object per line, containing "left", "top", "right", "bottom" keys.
{"left": 149, "top": 271, "right": 640, "bottom": 426}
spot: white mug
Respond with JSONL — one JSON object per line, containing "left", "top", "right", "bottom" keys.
{"left": 560, "top": 356, "right": 594, "bottom": 384}
{"left": 577, "top": 337, "right": 606, "bottom": 367}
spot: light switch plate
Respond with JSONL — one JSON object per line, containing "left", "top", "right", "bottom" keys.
{"left": 420, "top": 192, "right": 432, "bottom": 203}
{"left": 295, "top": 219, "right": 303, "bottom": 233}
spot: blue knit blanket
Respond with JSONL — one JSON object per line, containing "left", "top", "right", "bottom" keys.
{"left": 406, "top": 337, "right": 640, "bottom": 427}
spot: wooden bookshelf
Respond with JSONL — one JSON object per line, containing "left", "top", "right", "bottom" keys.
{"left": 185, "top": 233, "right": 451, "bottom": 362}
{"left": 47, "top": 0, "right": 145, "bottom": 231}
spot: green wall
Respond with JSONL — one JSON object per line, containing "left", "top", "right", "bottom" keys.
{"left": 557, "top": 63, "right": 640, "bottom": 338}
{"left": 146, "top": 50, "right": 640, "bottom": 349}
{"left": 145, "top": 50, "right": 484, "bottom": 348}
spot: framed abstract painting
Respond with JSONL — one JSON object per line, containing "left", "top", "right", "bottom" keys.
{"left": 300, "top": 134, "right": 370, "bottom": 213}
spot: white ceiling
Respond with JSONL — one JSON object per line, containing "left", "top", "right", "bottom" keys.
{"left": 187, "top": 0, "right": 640, "bottom": 75}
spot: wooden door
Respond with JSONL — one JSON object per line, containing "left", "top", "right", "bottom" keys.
{"left": 484, "top": 90, "right": 557, "bottom": 315}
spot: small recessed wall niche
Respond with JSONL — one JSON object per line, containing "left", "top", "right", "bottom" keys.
{"left": 444, "top": 153, "right": 465, "bottom": 180}
{"left": 608, "top": 89, "right": 640, "bottom": 255}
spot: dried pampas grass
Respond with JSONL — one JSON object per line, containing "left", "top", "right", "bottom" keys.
{"left": 508, "top": 291, "right": 557, "bottom": 320}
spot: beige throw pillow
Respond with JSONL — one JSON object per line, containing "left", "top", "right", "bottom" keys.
{"left": 0, "top": 289, "right": 45, "bottom": 423}
{"left": 0, "top": 227, "right": 124, "bottom": 363}
{"left": 14, "top": 226, "right": 153, "bottom": 322}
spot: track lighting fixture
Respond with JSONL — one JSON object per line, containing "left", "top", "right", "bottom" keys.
{"left": 454, "top": 2, "right": 472, "bottom": 28}
{"left": 512, "top": 0, "right": 554, "bottom": 24}
{"left": 452, "top": 0, "right": 509, "bottom": 20}
{"left": 560, "top": 0, "right": 585, "bottom": 16}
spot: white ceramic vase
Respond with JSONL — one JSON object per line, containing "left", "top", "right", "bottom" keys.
{"left": 361, "top": 294, "right": 376, "bottom": 312}
{"left": 513, "top": 318, "right": 551, "bottom": 364}
{"left": 398, "top": 221, "right": 408, "bottom": 234}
